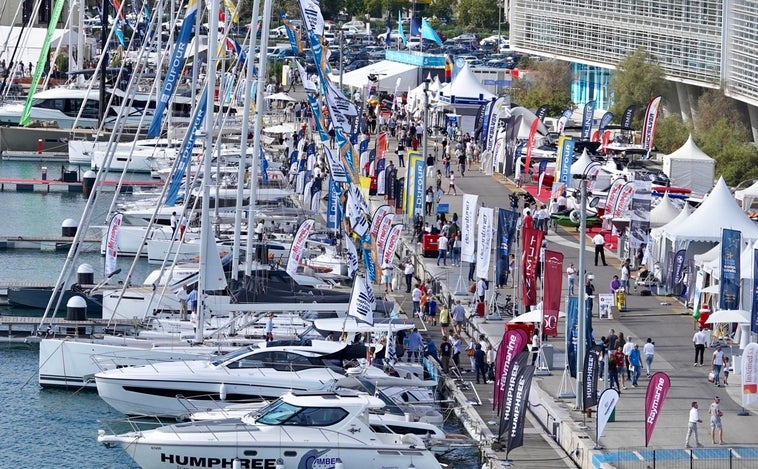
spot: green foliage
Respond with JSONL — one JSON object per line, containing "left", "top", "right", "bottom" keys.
{"left": 693, "top": 118, "right": 758, "bottom": 186}
{"left": 424, "top": 0, "right": 454, "bottom": 21}
{"left": 609, "top": 47, "right": 666, "bottom": 129}
{"left": 653, "top": 115, "right": 690, "bottom": 154}
{"left": 693, "top": 89, "right": 749, "bottom": 139}
{"left": 456, "top": 0, "right": 499, "bottom": 29}
{"left": 510, "top": 59, "right": 573, "bottom": 117}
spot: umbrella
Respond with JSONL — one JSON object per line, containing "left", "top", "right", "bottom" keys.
{"left": 701, "top": 284, "right": 720, "bottom": 294}
{"left": 509, "top": 309, "right": 566, "bottom": 323}
{"left": 705, "top": 309, "right": 750, "bottom": 324}
{"left": 264, "top": 92, "right": 296, "bottom": 101}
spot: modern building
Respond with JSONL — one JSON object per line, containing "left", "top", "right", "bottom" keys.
{"left": 508, "top": 0, "right": 758, "bottom": 140}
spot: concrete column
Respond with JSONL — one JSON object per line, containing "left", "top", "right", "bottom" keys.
{"left": 748, "top": 104, "right": 758, "bottom": 143}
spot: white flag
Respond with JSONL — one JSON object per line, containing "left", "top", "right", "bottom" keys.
{"left": 344, "top": 233, "right": 359, "bottom": 278}
{"left": 382, "top": 224, "right": 404, "bottom": 265}
{"left": 286, "top": 220, "right": 315, "bottom": 277}
{"left": 461, "top": 194, "right": 478, "bottom": 263}
{"left": 596, "top": 388, "right": 619, "bottom": 441}
{"left": 475, "top": 207, "right": 494, "bottom": 280}
{"left": 104, "top": 213, "right": 122, "bottom": 276}
{"left": 348, "top": 275, "right": 375, "bottom": 325}
{"left": 742, "top": 342, "right": 758, "bottom": 408}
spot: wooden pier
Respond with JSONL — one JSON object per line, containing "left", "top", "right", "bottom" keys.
{"left": 0, "top": 177, "right": 162, "bottom": 193}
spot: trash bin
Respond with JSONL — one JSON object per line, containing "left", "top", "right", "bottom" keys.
{"left": 541, "top": 344, "right": 554, "bottom": 370}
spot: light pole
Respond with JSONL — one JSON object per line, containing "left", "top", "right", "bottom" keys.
{"left": 339, "top": 30, "right": 344, "bottom": 94}
{"left": 497, "top": 1, "right": 503, "bottom": 53}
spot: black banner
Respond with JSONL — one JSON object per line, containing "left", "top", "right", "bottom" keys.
{"left": 583, "top": 344, "right": 604, "bottom": 409}
{"left": 535, "top": 104, "right": 550, "bottom": 122}
{"left": 498, "top": 351, "right": 529, "bottom": 441}
{"left": 505, "top": 365, "right": 536, "bottom": 458}
{"left": 504, "top": 115, "right": 522, "bottom": 176}
{"left": 621, "top": 105, "right": 636, "bottom": 129}
{"left": 496, "top": 208, "right": 519, "bottom": 287}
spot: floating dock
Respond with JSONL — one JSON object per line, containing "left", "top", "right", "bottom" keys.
{"left": 0, "top": 177, "right": 162, "bottom": 193}
{"left": 0, "top": 236, "right": 100, "bottom": 251}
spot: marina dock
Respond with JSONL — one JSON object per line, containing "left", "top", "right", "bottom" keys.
{"left": 0, "top": 235, "right": 100, "bottom": 251}
{"left": 0, "top": 177, "right": 162, "bottom": 193}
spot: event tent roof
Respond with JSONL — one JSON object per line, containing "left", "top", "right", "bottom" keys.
{"left": 437, "top": 62, "right": 495, "bottom": 105}
{"left": 662, "top": 177, "right": 758, "bottom": 243}
{"left": 734, "top": 180, "right": 758, "bottom": 212}
{"left": 0, "top": 27, "right": 82, "bottom": 66}
{"left": 661, "top": 134, "right": 715, "bottom": 195}
{"left": 570, "top": 149, "right": 594, "bottom": 175}
{"left": 649, "top": 193, "right": 680, "bottom": 228}
{"left": 332, "top": 60, "right": 419, "bottom": 93}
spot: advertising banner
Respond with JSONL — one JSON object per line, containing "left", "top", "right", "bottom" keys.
{"left": 496, "top": 208, "right": 519, "bottom": 286}
{"left": 543, "top": 250, "right": 564, "bottom": 337}
{"left": 497, "top": 351, "right": 529, "bottom": 438}
{"left": 521, "top": 227, "right": 544, "bottom": 308}
{"left": 348, "top": 275, "right": 375, "bottom": 325}
{"left": 583, "top": 344, "right": 604, "bottom": 409}
{"left": 476, "top": 207, "right": 494, "bottom": 280}
{"left": 494, "top": 329, "right": 529, "bottom": 413}
{"left": 644, "top": 372, "right": 671, "bottom": 446}
{"left": 597, "top": 389, "right": 620, "bottom": 441}
{"left": 719, "top": 228, "right": 741, "bottom": 310}
{"left": 286, "top": 219, "right": 315, "bottom": 277}
{"left": 461, "top": 194, "right": 479, "bottom": 263}
{"left": 741, "top": 342, "right": 758, "bottom": 407}
{"left": 505, "top": 365, "right": 536, "bottom": 457}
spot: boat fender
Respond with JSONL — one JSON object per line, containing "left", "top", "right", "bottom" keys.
{"left": 219, "top": 383, "right": 227, "bottom": 401}
{"left": 569, "top": 210, "right": 581, "bottom": 225}
{"left": 401, "top": 433, "right": 425, "bottom": 448}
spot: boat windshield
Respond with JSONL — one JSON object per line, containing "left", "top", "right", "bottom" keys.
{"left": 255, "top": 400, "right": 348, "bottom": 426}
{"left": 211, "top": 345, "right": 256, "bottom": 366}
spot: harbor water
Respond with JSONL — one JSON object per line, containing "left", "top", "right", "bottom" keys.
{"left": 0, "top": 160, "right": 481, "bottom": 468}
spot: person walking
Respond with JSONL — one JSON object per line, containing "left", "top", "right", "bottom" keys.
{"left": 593, "top": 232, "right": 608, "bottom": 266}
{"left": 439, "top": 336, "right": 452, "bottom": 373}
{"left": 712, "top": 345, "right": 725, "bottom": 387}
{"left": 623, "top": 336, "right": 635, "bottom": 381}
{"left": 709, "top": 396, "right": 724, "bottom": 444}
{"left": 406, "top": 328, "right": 424, "bottom": 363}
{"left": 585, "top": 278, "right": 596, "bottom": 316}
{"left": 607, "top": 329, "right": 619, "bottom": 351}
{"left": 607, "top": 347, "right": 621, "bottom": 393}
{"left": 620, "top": 258, "right": 631, "bottom": 292}
{"left": 411, "top": 284, "right": 423, "bottom": 317}
{"left": 643, "top": 338, "right": 655, "bottom": 376}
{"left": 474, "top": 344, "right": 488, "bottom": 383}
{"left": 629, "top": 344, "right": 642, "bottom": 387}
{"left": 381, "top": 260, "right": 394, "bottom": 292}
{"left": 404, "top": 261, "right": 414, "bottom": 293}
{"left": 566, "top": 262, "right": 576, "bottom": 296}
{"left": 613, "top": 345, "right": 627, "bottom": 390}
{"left": 176, "top": 284, "right": 189, "bottom": 321}
{"left": 451, "top": 300, "right": 466, "bottom": 335}
{"left": 436, "top": 233, "right": 448, "bottom": 266}
{"left": 685, "top": 401, "right": 704, "bottom": 448}
{"left": 476, "top": 277, "right": 487, "bottom": 303}
{"left": 265, "top": 312, "right": 275, "bottom": 341}
{"left": 530, "top": 331, "right": 541, "bottom": 366}
{"left": 723, "top": 356, "right": 731, "bottom": 385}
{"left": 451, "top": 334, "right": 463, "bottom": 376}
{"left": 486, "top": 344, "right": 497, "bottom": 380}
{"left": 170, "top": 211, "right": 179, "bottom": 238}
{"left": 447, "top": 171, "right": 457, "bottom": 195}
{"left": 693, "top": 327, "right": 708, "bottom": 366}
{"left": 439, "top": 302, "right": 451, "bottom": 337}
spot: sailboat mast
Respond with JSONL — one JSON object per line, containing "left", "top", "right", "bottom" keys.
{"left": 99, "top": 0, "right": 107, "bottom": 121}
{"left": 244, "top": 0, "right": 273, "bottom": 276}
{"left": 232, "top": 0, "right": 263, "bottom": 280}
{"left": 196, "top": 0, "right": 221, "bottom": 344}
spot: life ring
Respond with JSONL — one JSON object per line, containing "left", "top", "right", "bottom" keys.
{"left": 569, "top": 210, "right": 581, "bottom": 224}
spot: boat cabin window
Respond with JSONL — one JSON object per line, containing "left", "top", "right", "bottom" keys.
{"left": 256, "top": 400, "right": 348, "bottom": 426}
{"left": 32, "top": 98, "right": 100, "bottom": 119}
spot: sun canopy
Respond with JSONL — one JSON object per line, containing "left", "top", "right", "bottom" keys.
{"left": 0, "top": 27, "right": 82, "bottom": 66}
{"left": 649, "top": 193, "right": 681, "bottom": 228}
{"left": 661, "top": 135, "right": 715, "bottom": 196}
{"left": 734, "top": 180, "right": 758, "bottom": 212}
{"left": 333, "top": 60, "right": 419, "bottom": 93}
{"left": 437, "top": 62, "right": 495, "bottom": 105}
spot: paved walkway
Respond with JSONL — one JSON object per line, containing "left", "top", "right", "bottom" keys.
{"left": 366, "top": 142, "right": 758, "bottom": 468}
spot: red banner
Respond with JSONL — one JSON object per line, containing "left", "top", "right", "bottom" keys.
{"left": 605, "top": 178, "right": 625, "bottom": 216}
{"left": 522, "top": 118, "right": 540, "bottom": 178}
{"left": 493, "top": 329, "right": 529, "bottom": 413}
{"left": 644, "top": 371, "right": 671, "bottom": 447}
{"left": 377, "top": 132, "right": 388, "bottom": 160}
{"left": 542, "top": 250, "right": 563, "bottom": 337}
{"left": 612, "top": 182, "right": 635, "bottom": 218}
{"left": 521, "top": 227, "right": 543, "bottom": 308}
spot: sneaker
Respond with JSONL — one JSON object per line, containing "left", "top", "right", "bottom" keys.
{"left": 697, "top": 443, "right": 704, "bottom": 448}
{"left": 694, "top": 363, "right": 699, "bottom": 366}
{"left": 622, "top": 386, "right": 627, "bottom": 390}
{"left": 685, "top": 445, "right": 691, "bottom": 449}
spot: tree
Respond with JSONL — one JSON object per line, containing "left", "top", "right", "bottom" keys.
{"left": 609, "top": 47, "right": 667, "bottom": 129}
{"left": 693, "top": 89, "right": 748, "bottom": 138}
{"left": 653, "top": 114, "right": 690, "bottom": 154}
{"left": 424, "top": 0, "right": 453, "bottom": 22}
{"left": 456, "top": 0, "right": 498, "bottom": 29}
{"left": 510, "top": 59, "right": 573, "bottom": 117}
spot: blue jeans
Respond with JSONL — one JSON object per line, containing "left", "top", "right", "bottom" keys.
{"left": 645, "top": 354, "right": 654, "bottom": 374}
{"left": 437, "top": 249, "right": 447, "bottom": 265}
{"left": 631, "top": 364, "right": 641, "bottom": 386}
{"left": 568, "top": 277, "right": 575, "bottom": 296}
{"left": 713, "top": 364, "right": 723, "bottom": 385}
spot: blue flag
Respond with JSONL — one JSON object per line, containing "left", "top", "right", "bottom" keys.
{"left": 398, "top": 11, "right": 406, "bottom": 45}
{"left": 410, "top": 17, "right": 421, "bottom": 36}
{"left": 719, "top": 229, "right": 741, "bottom": 310}
{"left": 165, "top": 84, "right": 208, "bottom": 205}
{"left": 420, "top": 19, "right": 442, "bottom": 46}
{"left": 580, "top": 100, "right": 596, "bottom": 140}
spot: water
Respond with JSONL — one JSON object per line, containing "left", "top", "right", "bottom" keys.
{"left": 0, "top": 160, "right": 481, "bottom": 468}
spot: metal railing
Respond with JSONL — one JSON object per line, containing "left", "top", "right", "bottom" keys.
{"left": 598, "top": 447, "right": 758, "bottom": 469}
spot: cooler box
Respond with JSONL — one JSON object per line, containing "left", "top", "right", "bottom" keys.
{"left": 422, "top": 234, "right": 440, "bottom": 258}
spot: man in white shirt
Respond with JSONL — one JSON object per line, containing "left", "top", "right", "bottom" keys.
{"left": 620, "top": 259, "right": 631, "bottom": 291}
{"left": 566, "top": 263, "right": 577, "bottom": 296}
{"left": 476, "top": 278, "right": 487, "bottom": 302}
{"left": 175, "top": 284, "right": 189, "bottom": 321}
{"left": 685, "top": 401, "right": 703, "bottom": 448}
{"left": 622, "top": 337, "right": 635, "bottom": 381}
{"left": 593, "top": 232, "right": 608, "bottom": 266}
{"left": 404, "top": 262, "right": 415, "bottom": 293}
{"left": 693, "top": 327, "right": 709, "bottom": 366}
{"left": 437, "top": 234, "right": 449, "bottom": 266}
{"left": 170, "top": 212, "right": 178, "bottom": 239}
{"left": 411, "top": 285, "right": 423, "bottom": 316}
{"left": 643, "top": 338, "right": 655, "bottom": 376}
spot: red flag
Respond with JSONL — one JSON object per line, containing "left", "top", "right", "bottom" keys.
{"left": 521, "top": 227, "right": 543, "bottom": 308}
{"left": 542, "top": 250, "right": 563, "bottom": 337}
{"left": 377, "top": 132, "right": 388, "bottom": 160}
{"left": 644, "top": 372, "right": 671, "bottom": 446}
{"left": 601, "top": 130, "right": 611, "bottom": 151}
{"left": 522, "top": 118, "right": 540, "bottom": 181}
{"left": 493, "top": 329, "right": 529, "bottom": 413}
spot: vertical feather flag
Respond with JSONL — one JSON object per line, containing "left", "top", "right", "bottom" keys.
{"left": 398, "top": 11, "right": 406, "bottom": 46}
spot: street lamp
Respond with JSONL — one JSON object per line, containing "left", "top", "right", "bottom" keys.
{"left": 497, "top": 1, "right": 503, "bottom": 53}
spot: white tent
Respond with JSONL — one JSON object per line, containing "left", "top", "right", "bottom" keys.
{"left": 734, "top": 180, "right": 758, "bottom": 212}
{"left": 332, "top": 60, "right": 419, "bottom": 93}
{"left": 650, "top": 201, "right": 691, "bottom": 268}
{"left": 570, "top": 149, "right": 594, "bottom": 176}
{"left": 656, "top": 177, "right": 758, "bottom": 278}
{"left": 0, "top": 27, "right": 82, "bottom": 67}
{"left": 649, "top": 193, "right": 680, "bottom": 228}
{"left": 510, "top": 106, "right": 549, "bottom": 138}
{"left": 661, "top": 135, "right": 715, "bottom": 196}
{"left": 437, "top": 62, "right": 495, "bottom": 105}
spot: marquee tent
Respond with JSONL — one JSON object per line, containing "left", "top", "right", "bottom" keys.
{"left": 437, "top": 62, "right": 495, "bottom": 105}
{"left": 655, "top": 177, "right": 758, "bottom": 283}
{"left": 333, "top": 60, "right": 419, "bottom": 93}
{"left": 661, "top": 135, "right": 715, "bottom": 196}
{"left": 649, "top": 193, "right": 680, "bottom": 228}
{"left": 734, "top": 180, "right": 758, "bottom": 212}
{"left": 0, "top": 27, "right": 83, "bottom": 67}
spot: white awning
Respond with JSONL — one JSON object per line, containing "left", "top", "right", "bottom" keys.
{"left": 331, "top": 60, "right": 419, "bottom": 92}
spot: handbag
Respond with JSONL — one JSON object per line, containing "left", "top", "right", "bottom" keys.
{"left": 467, "top": 347, "right": 475, "bottom": 357}
{"left": 708, "top": 371, "right": 715, "bottom": 383}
